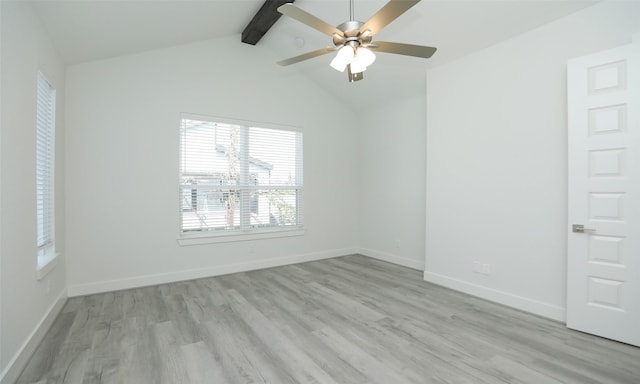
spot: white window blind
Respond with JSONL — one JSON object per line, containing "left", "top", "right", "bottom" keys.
{"left": 179, "top": 114, "right": 303, "bottom": 236}
{"left": 36, "top": 71, "right": 56, "bottom": 259}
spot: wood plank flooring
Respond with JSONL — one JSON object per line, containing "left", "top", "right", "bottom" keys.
{"left": 17, "top": 255, "right": 640, "bottom": 383}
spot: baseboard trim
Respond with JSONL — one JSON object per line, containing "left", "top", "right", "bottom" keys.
{"left": 423, "top": 271, "right": 566, "bottom": 322}
{"left": 0, "top": 289, "right": 67, "bottom": 384}
{"left": 67, "top": 247, "right": 359, "bottom": 297}
{"left": 359, "top": 248, "right": 425, "bottom": 271}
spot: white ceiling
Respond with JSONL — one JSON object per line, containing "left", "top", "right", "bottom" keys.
{"left": 31, "top": 0, "right": 596, "bottom": 105}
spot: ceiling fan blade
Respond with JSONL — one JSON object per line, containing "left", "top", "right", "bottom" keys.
{"left": 360, "top": 0, "right": 420, "bottom": 37}
{"left": 277, "top": 47, "right": 336, "bottom": 66}
{"left": 369, "top": 41, "right": 436, "bottom": 58}
{"left": 278, "top": 3, "right": 344, "bottom": 38}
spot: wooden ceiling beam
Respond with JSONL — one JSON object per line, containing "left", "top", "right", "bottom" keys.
{"left": 242, "top": 0, "right": 295, "bottom": 45}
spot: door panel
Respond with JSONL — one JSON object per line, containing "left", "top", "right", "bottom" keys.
{"left": 567, "top": 42, "right": 639, "bottom": 347}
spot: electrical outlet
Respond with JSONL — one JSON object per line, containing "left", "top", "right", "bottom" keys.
{"left": 394, "top": 239, "right": 401, "bottom": 248}
{"left": 473, "top": 262, "right": 491, "bottom": 275}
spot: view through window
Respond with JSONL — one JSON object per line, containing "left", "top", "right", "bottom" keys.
{"left": 179, "top": 115, "right": 303, "bottom": 237}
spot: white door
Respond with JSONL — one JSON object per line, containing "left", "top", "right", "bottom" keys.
{"left": 567, "top": 41, "right": 640, "bottom": 347}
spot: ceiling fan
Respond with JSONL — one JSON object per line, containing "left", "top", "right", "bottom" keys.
{"left": 277, "top": 0, "right": 437, "bottom": 82}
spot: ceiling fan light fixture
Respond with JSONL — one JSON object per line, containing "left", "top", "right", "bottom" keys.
{"left": 355, "top": 47, "right": 376, "bottom": 67}
{"left": 350, "top": 58, "right": 367, "bottom": 74}
{"left": 349, "top": 47, "right": 373, "bottom": 74}
{"left": 330, "top": 45, "right": 354, "bottom": 72}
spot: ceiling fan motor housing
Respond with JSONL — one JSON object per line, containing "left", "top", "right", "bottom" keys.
{"left": 333, "top": 20, "right": 372, "bottom": 47}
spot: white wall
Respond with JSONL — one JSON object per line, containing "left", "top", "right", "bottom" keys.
{"left": 425, "top": 1, "right": 640, "bottom": 321}
{"left": 65, "top": 36, "right": 361, "bottom": 295}
{"left": 359, "top": 94, "right": 426, "bottom": 270}
{"left": 0, "top": 2, "right": 67, "bottom": 382}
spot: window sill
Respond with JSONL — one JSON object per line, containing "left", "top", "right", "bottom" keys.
{"left": 36, "top": 252, "right": 59, "bottom": 280}
{"left": 177, "top": 228, "right": 305, "bottom": 246}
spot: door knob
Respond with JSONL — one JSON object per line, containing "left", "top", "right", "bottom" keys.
{"left": 572, "top": 224, "right": 596, "bottom": 234}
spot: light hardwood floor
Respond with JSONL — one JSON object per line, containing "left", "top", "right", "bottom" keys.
{"left": 17, "top": 255, "right": 640, "bottom": 383}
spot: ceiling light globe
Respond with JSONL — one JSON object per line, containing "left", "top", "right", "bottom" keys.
{"left": 330, "top": 46, "right": 355, "bottom": 72}
{"left": 356, "top": 47, "right": 376, "bottom": 67}
{"left": 350, "top": 59, "right": 367, "bottom": 74}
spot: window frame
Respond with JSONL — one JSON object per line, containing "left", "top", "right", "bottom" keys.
{"left": 177, "top": 113, "right": 304, "bottom": 246}
{"left": 35, "top": 71, "right": 57, "bottom": 276}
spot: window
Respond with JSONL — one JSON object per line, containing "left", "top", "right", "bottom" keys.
{"left": 36, "top": 72, "right": 56, "bottom": 267}
{"left": 179, "top": 114, "right": 303, "bottom": 241}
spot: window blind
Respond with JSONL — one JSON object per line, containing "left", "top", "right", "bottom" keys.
{"left": 36, "top": 72, "right": 56, "bottom": 257}
{"left": 179, "top": 115, "right": 303, "bottom": 236}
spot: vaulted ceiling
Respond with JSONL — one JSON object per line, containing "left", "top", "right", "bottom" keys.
{"left": 31, "top": 0, "right": 596, "bottom": 105}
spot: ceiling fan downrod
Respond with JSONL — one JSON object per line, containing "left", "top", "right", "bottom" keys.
{"left": 349, "top": 0, "right": 355, "bottom": 21}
